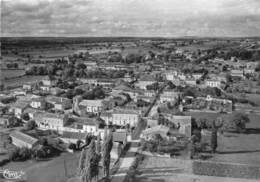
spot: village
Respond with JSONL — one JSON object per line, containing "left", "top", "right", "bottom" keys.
{"left": 1, "top": 37, "right": 260, "bottom": 182}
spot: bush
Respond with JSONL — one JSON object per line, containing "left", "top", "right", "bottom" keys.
{"left": 225, "top": 113, "right": 250, "bottom": 133}
{"left": 25, "top": 120, "right": 37, "bottom": 130}
{"left": 68, "top": 143, "right": 77, "bottom": 150}
{"left": 9, "top": 147, "right": 33, "bottom": 161}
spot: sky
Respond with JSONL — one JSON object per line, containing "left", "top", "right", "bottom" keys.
{"left": 1, "top": 0, "right": 260, "bottom": 37}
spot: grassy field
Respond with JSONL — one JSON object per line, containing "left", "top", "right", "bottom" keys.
{"left": 185, "top": 111, "right": 260, "bottom": 165}
{"left": 136, "top": 156, "right": 259, "bottom": 182}
{"left": 3, "top": 152, "right": 80, "bottom": 182}
{"left": 1, "top": 69, "right": 25, "bottom": 79}
{"left": 2, "top": 75, "right": 45, "bottom": 87}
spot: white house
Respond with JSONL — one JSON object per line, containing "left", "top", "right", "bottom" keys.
{"left": 112, "top": 109, "right": 140, "bottom": 127}
{"left": 34, "top": 112, "right": 68, "bottom": 131}
{"left": 160, "top": 90, "right": 182, "bottom": 103}
{"left": 135, "top": 75, "right": 156, "bottom": 90}
{"left": 30, "top": 97, "right": 46, "bottom": 109}
{"left": 205, "top": 79, "right": 221, "bottom": 88}
{"left": 79, "top": 99, "right": 103, "bottom": 114}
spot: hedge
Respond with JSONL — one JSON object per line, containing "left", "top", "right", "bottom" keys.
{"left": 0, "top": 158, "right": 10, "bottom": 167}
{"left": 193, "top": 160, "right": 260, "bottom": 179}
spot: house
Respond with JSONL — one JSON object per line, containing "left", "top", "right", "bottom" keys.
{"left": 112, "top": 84, "right": 141, "bottom": 100}
{"left": 113, "top": 131, "right": 127, "bottom": 146}
{"left": 50, "top": 87, "right": 64, "bottom": 96}
{"left": 10, "top": 101, "right": 29, "bottom": 118}
{"left": 23, "top": 108, "right": 44, "bottom": 119}
{"left": 101, "top": 109, "right": 140, "bottom": 127}
{"left": 97, "top": 79, "right": 116, "bottom": 88}
{"left": 46, "top": 96, "right": 72, "bottom": 110}
{"left": 111, "top": 109, "right": 140, "bottom": 127}
{"left": 141, "top": 125, "right": 169, "bottom": 141}
{"left": 0, "top": 115, "right": 9, "bottom": 126}
{"left": 231, "top": 70, "right": 245, "bottom": 79}
{"left": 167, "top": 115, "right": 191, "bottom": 137}
{"left": 30, "top": 97, "right": 46, "bottom": 109}
{"left": 136, "top": 75, "right": 156, "bottom": 90}
{"left": 23, "top": 83, "right": 32, "bottom": 91}
{"left": 185, "top": 78, "right": 197, "bottom": 86}
{"left": 165, "top": 70, "right": 178, "bottom": 81}
{"left": 62, "top": 117, "right": 98, "bottom": 135}
{"left": 40, "top": 85, "right": 51, "bottom": 92}
{"left": 192, "top": 73, "right": 203, "bottom": 80}
{"left": 41, "top": 77, "right": 56, "bottom": 86}
{"left": 205, "top": 79, "right": 221, "bottom": 88}
{"left": 136, "top": 95, "right": 153, "bottom": 103}
{"left": 10, "top": 131, "right": 39, "bottom": 149}
{"left": 160, "top": 90, "right": 182, "bottom": 103}
{"left": 59, "top": 131, "right": 86, "bottom": 144}
{"left": 143, "top": 90, "right": 156, "bottom": 97}
{"left": 79, "top": 99, "right": 103, "bottom": 114}
{"left": 34, "top": 112, "right": 68, "bottom": 131}
{"left": 79, "top": 78, "right": 98, "bottom": 85}
{"left": 100, "top": 112, "right": 113, "bottom": 125}
{"left": 84, "top": 61, "right": 98, "bottom": 70}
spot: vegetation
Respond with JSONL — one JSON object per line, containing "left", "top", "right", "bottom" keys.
{"left": 225, "top": 112, "right": 250, "bottom": 133}
{"left": 101, "top": 128, "right": 113, "bottom": 178}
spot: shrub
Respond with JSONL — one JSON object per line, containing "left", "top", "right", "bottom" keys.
{"left": 25, "top": 120, "right": 37, "bottom": 130}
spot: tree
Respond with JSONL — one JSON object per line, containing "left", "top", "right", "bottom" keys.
{"left": 78, "top": 149, "right": 87, "bottom": 175}
{"left": 96, "top": 133, "right": 101, "bottom": 154}
{"left": 146, "top": 82, "right": 159, "bottom": 91}
{"left": 21, "top": 113, "right": 30, "bottom": 121}
{"left": 85, "top": 133, "right": 92, "bottom": 146}
{"left": 77, "top": 63, "right": 87, "bottom": 70}
{"left": 211, "top": 118, "right": 223, "bottom": 153}
{"left": 25, "top": 120, "right": 37, "bottom": 130}
{"left": 68, "top": 143, "right": 77, "bottom": 150}
{"left": 102, "top": 129, "right": 113, "bottom": 178}
{"left": 211, "top": 129, "right": 218, "bottom": 153}
{"left": 81, "top": 139, "right": 100, "bottom": 182}
{"left": 229, "top": 113, "right": 250, "bottom": 133}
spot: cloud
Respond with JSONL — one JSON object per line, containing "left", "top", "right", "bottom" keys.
{"left": 1, "top": 0, "right": 260, "bottom": 37}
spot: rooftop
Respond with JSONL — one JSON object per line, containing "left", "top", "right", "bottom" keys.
{"left": 10, "top": 131, "right": 38, "bottom": 145}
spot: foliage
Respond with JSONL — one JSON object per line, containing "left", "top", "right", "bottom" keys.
{"left": 8, "top": 147, "right": 32, "bottom": 161}
{"left": 226, "top": 112, "right": 250, "bottom": 133}
{"left": 132, "top": 118, "right": 147, "bottom": 139}
{"left": 82, "top": 86, "right": 105, "bottom": 100}
{"left": 102, "top": 129, "right": 113, "bottom": 178}
{"left": 146, "top": 82, "right": 159, "bottom": 91}
{"left": 25, "top": 120, "right": 37, "bottom": 130}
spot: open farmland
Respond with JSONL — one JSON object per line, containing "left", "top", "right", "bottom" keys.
{"left": 1, "top": 69, "right": 25, "bottom": 79}
{"left": 2, "top": 75, "right": 45, "bottom": 87}
{"left": 3, "top": 152, "right": 80, "bottom": 182}
{"left": 136, "top": 156, "right": 259, "bottom": 182}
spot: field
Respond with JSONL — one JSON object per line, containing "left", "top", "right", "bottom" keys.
{"left": 2, "top": 75, "right": 45, "bottom": 87}
{"left": 136, "top": 156, "right": 259, "bottom": 182}
{"left": 3, "top": 152, "right": 80, "bottom": 182}
{"left": 0, "top": 69, "right": 25, "bottom": 79}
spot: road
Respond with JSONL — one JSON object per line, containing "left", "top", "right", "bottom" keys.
{"left": 111, "top": 140, "right": 139, "bottom": 182}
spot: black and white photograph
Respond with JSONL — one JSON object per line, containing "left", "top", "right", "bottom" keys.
{"left": 1, "top": 0, "right": 260, "bottom": 182}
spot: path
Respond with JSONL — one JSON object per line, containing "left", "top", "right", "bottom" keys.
{"left": 111, "top": 140, "right": 139, "bottom": 182}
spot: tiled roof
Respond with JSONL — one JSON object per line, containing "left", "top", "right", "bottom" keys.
{"left": 10, "top": 131, "right": 38, "bottom": 145}
{"left": 79, "top": 99, "right": 103, "bottom": 107}
{"left": 113, "top": 132, "right": 127, "bottom": 142}
{"left": 61, "top": 131, "right": 86, "bottom": 140}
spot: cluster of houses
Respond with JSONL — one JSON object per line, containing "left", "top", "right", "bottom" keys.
{"left": 4, "top": 47, "right": 258, "bottom": 158}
